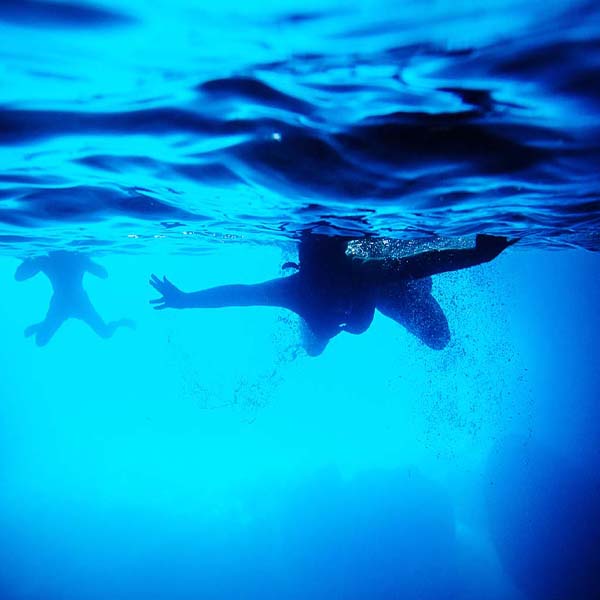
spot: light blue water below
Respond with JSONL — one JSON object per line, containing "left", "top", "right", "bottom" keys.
{"left": 1, "top": 247, "right": 599, "bottom": 600}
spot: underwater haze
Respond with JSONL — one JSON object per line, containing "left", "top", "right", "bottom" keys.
{"left": 1, "top": 1, "right": 600, "bottom": 599}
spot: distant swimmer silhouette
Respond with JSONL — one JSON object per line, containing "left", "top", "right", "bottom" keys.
{"left": 15, "top": 250, "right": 135, "bottom": 347}
{"left": 150, "top": 234, "right": 517, "bottom": 356}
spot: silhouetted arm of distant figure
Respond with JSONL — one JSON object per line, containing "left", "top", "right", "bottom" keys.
{"left": 14, "top": 256, "right": 44, "bottom": 281}
{"left": 362, "top": 234, "right": 517, "bottom": 284}
{"left": 149, "top": 274, "right": 301, "bottom": 312}
{"left": 85, "top": 257, "right": 109, "bottom": 279}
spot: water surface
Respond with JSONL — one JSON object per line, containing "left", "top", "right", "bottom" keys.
{"left": 1, "top": 0, "right": 599, "bottom": 250}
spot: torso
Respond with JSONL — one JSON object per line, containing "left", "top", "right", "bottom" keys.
{"left": 41, "top": 251, "right": 87, "bottom": 298}
{"left": 295, "top": 243, "right": 376, "bottom": 338}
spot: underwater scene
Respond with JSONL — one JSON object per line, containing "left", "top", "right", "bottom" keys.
{"left": 1, "top": 0, "right": 600, "bottom": 599}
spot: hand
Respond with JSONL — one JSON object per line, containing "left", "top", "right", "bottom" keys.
{"left": 14, "top": 257, "right": 40, "bottom": 281}
{"left": 149, "top": 274, "right": 188, "bottom": 310}
{"left": 475, "top": 234, "right": 519, "bottom": 258}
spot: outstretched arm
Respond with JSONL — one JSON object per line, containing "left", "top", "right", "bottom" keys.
{"left": 149, "top": 274, "right": 301, "bottom": 312}
{"left": 85, "top": 258, "right": 108, "bottom": 279}
{"left": 362, "top": 235, "right": 518, "bottom": 283}
{"left": 14, "top": 257, "right": 43, "bottom": 281}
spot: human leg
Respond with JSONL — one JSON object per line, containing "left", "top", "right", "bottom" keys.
{"left": 376, "top": 279, "right": 450, "bottom": 350}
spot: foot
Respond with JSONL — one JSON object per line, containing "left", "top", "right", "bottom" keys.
{"left": 118, "top": 319, "right": 136, "bottom": 331}
{"left": 24, "top": 324, "right": 39, "bottom": 337}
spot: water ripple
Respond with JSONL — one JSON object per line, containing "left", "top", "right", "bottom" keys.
{"left": 0, "top": 0, "right": 598, "bottom": 251}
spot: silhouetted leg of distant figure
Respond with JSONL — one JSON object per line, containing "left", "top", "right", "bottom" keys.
{"left": 32, "top": 300, "right": 67, "bottom": 347}
{"left": 81, "top": 303, "right": 135, "bottom": 339}
{"left": 36, "top": 320, "right": 65, "bottom": 347}
{"left": 377, "top": 278, "right": 450, "bottom": 350}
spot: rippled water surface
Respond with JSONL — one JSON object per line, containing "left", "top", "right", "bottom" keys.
{"left": 1, "top": 0, "right": 599, "bottom": 251}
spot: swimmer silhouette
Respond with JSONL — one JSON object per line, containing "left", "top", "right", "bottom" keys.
{"left": 150, "top": 234, "right": 516, "bottom": 356}
{"left": 15, "top": 250, "right": 135, "bottom": 347}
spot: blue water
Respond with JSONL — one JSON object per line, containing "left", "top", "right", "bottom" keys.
{"left": 1, "top": 0, "right": 600, "bottom": 248}
{"left": 1, "top": 1, "right": 600, "bottom": 599}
